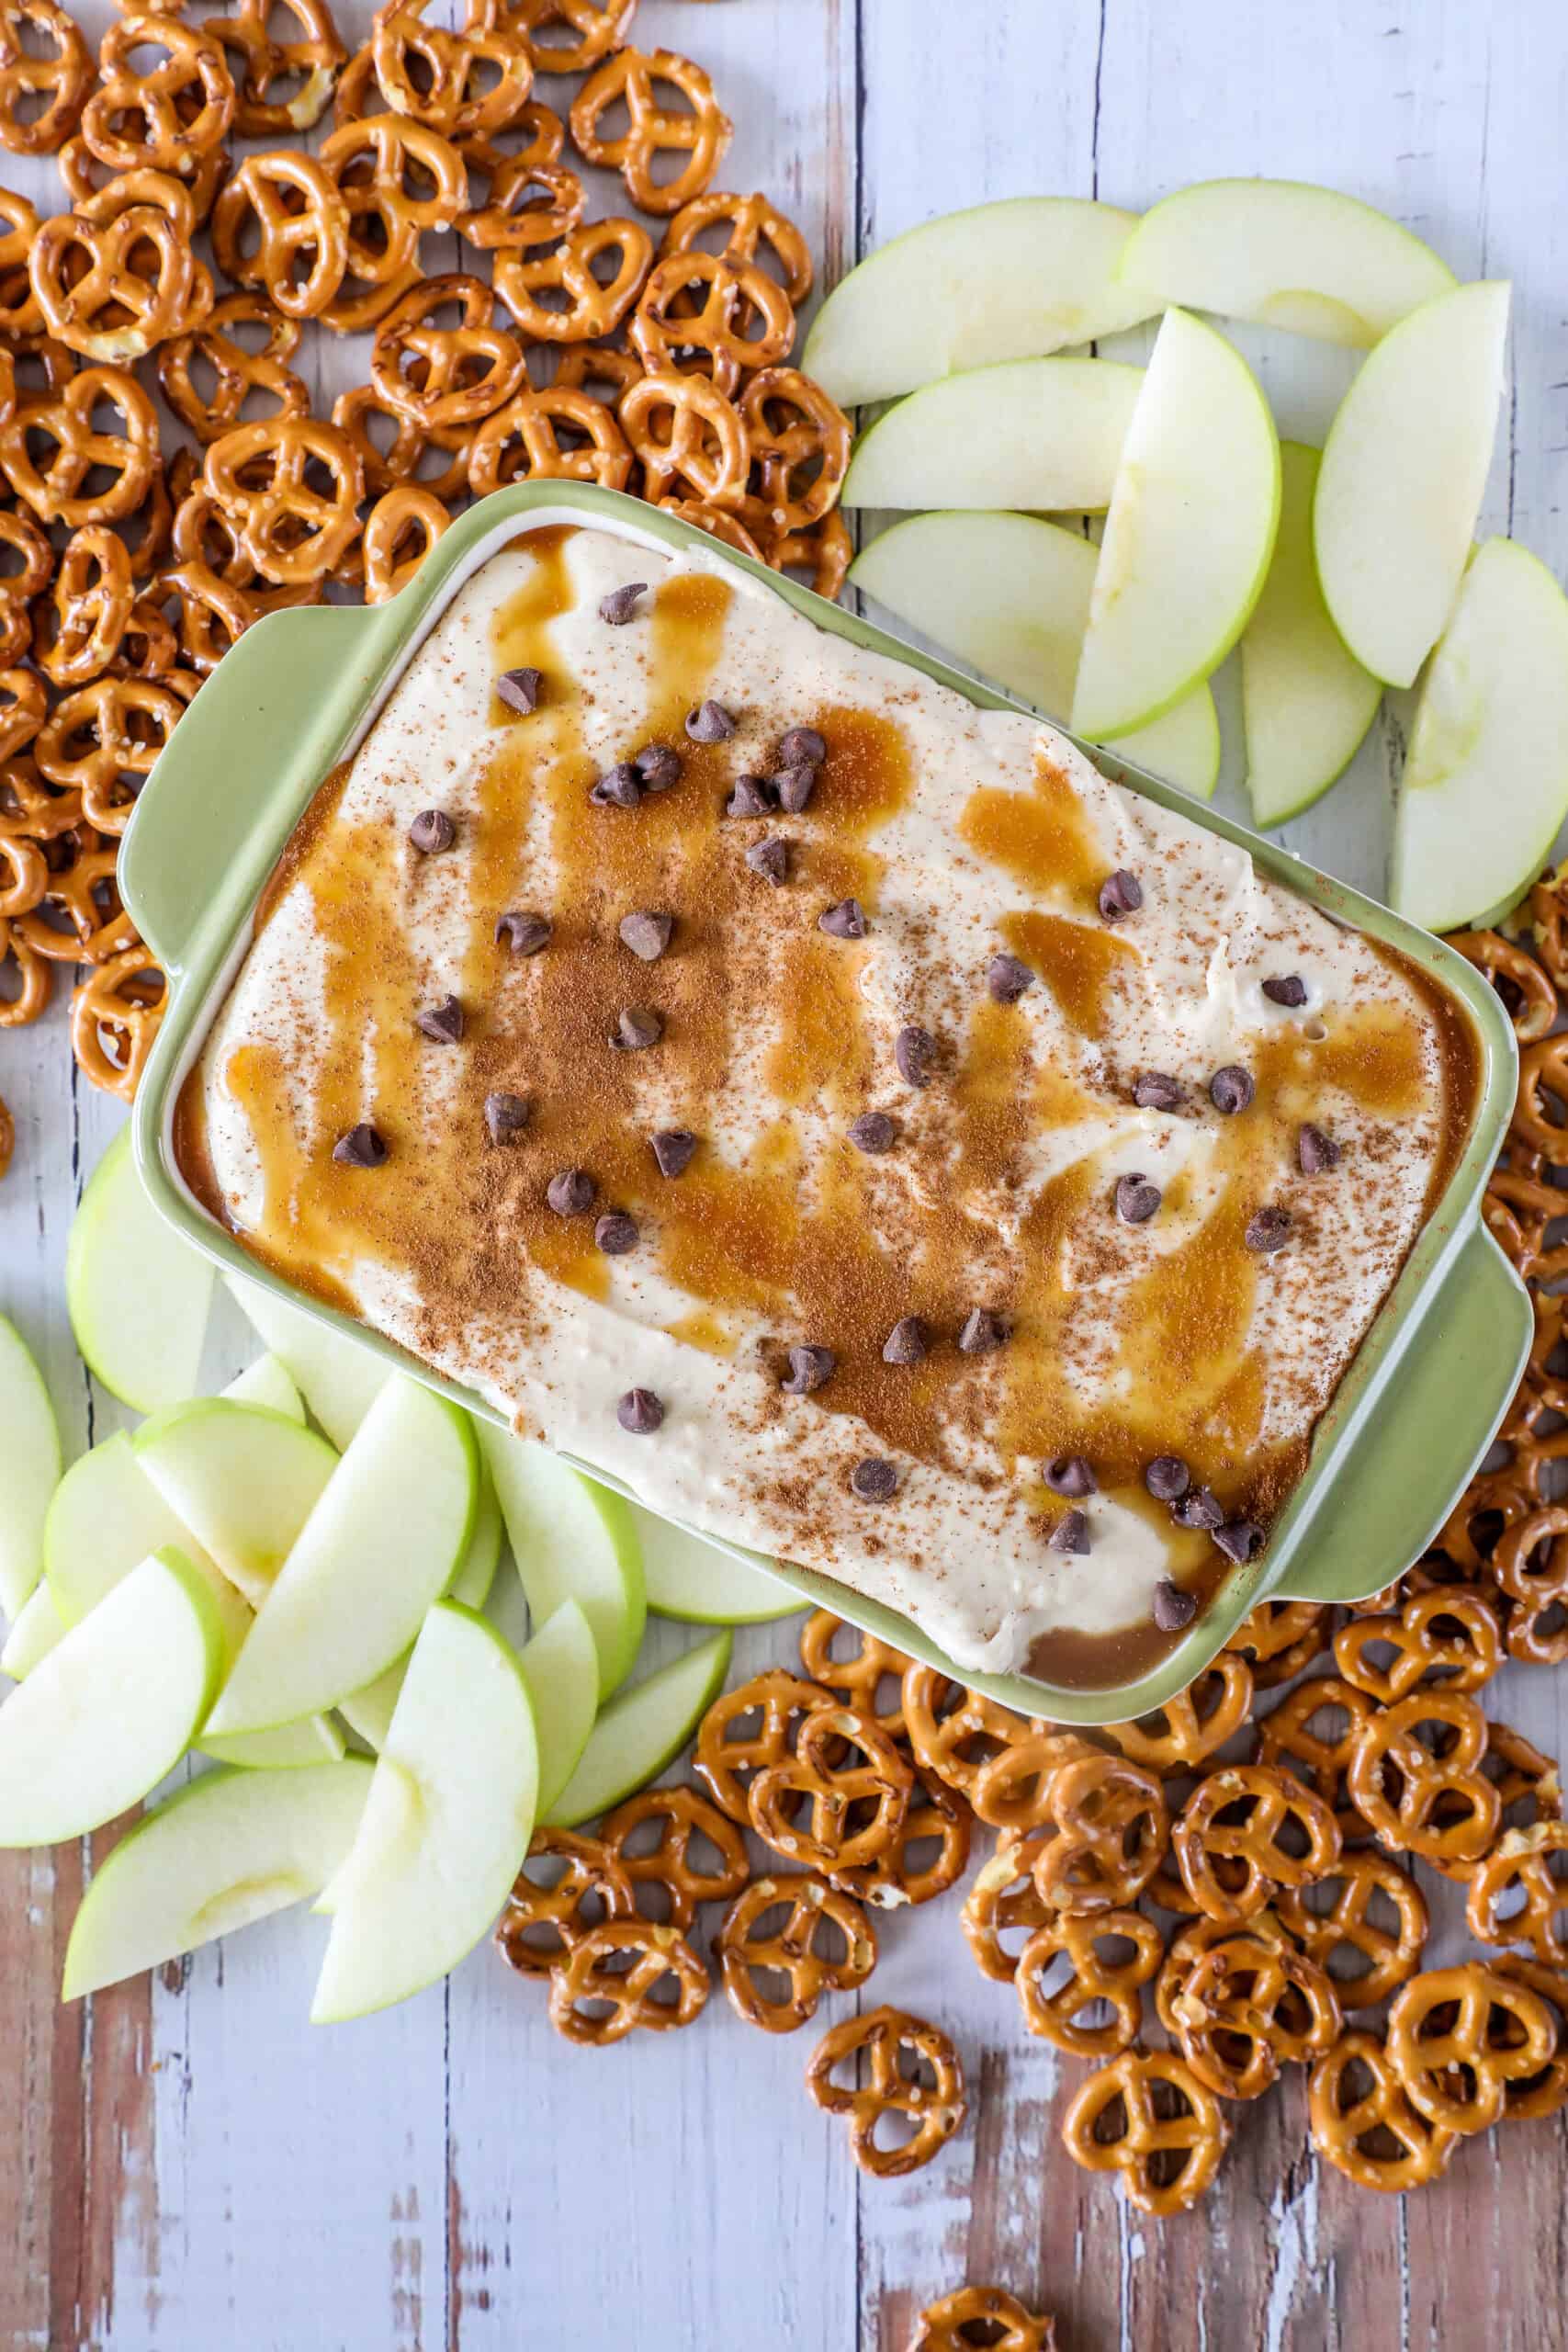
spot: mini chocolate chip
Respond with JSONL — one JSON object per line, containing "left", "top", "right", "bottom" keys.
{"left": 1134, "top": 1071, "right": 1183, "bottom": 1112}
{"left": 619, "top": 910, "right": 674, "bottom": 962}
{"left": 745, "top": 837, "right": 790, "bottom": 886}
{"left": 1299, "top": 1124, "right": 1341, "bottom": 1175}
{"left": 1045, "top": 1455, "right": 1097, "bottom": 1498}
{"left": 590, "top": 763, "right": 642, "bottom": 808}
{"left": 1099, "top": 868, "right": 1143, "bottom": 921}
{"left": 547, "top": 1168, "right": 596, "bottom": 1216}
{"left": 851, "top": 1456, "right": 897, "bottom": 1502}
{"left": 495, "top": 909, "right": 551, "bottom": 955}
{"left": 1115, "top": 1173, "right": 1161, "bottom": 1225}
{"left": 783, "top": 1344, "right": 836, "bottom": 1395}
{"left": 484, "top": 1091, "right": 530, "bottom": 1145}
{"left": 611, "top": 1006, "right": 662, "bottom": 1052}
{"left": 634, "top": 741, "right": 682, "bottom": 791}
{"left": 849, "top": 1111, "right": 897, "bottom": 1154}
{"left": 333, "top": 1122, "right": 387, "bottom": 1168}
{"left": 1210, "top": 1064, "right": 1255, "bottom": 1115}
{"left": 777, "top": 725, "right": 826, "bottom": 767}
{"left": 651, "top": 1128, "right": 697, "bottom": 1179}
{"left": 595, "top": 1211, "right": 638, "bottom": 1255}
{"left": 987, "top": 952, "right": 1035, "bottom": 1004}
{"left": 883, "top": 1314, "right": 930, "bottom": 1365}
{"left": 958, "top": 1308, "right": 1007, "bottom": 1355}
{"left": 1145, "top": 1454, "right": 1190, "bottom": 1503}
{"left": 1152, "top": 1577, "right": 1198, "bottom": 1632}
{"left": 773, "top": 764, "right": 816, "bottom": 814}
{"left": 598, "top": 581, "right": 647, "bottom": 625}
{"left": 1262, "top": 974, "right": 1308, "bottom": 1008}
{"left": 617, "top": 1386, "right": 663, "bottom": 1434}
{"left": 1049, "top": 1508, "right": 1090, "bottom": 1555}
{"left": 415, "top": 994, "right": 464, "bottom": 1044}
{"left": 686, "top": 699, "right": 735, "bottom": 742}
{"left": 409, "top": 808, "right": 455, "bottom": 854}
{"left": 895, "top": 1024, "right": 937, "bottom": 1088}
{"left": 727, "top": 774, "right": 774, "bottom": 817}
{"left": 1214, "top": 1520, "right": 1262, "bottom": 1565}
{"left": 496, "top": 666, "right": 543, "bottom": 714}
{"left": 819, "top": 897, "right": 867, "bottom": 939}
{"left": 1246, "top": 1205, "right": 1292, "bottom": 1253}
{"left": 1173, "top": 1487, "right": 1224, "bottom": 1531}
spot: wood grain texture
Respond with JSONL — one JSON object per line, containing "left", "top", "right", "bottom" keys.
{"left": 3, "top": 1, "right": 1568, "bottom": 2346}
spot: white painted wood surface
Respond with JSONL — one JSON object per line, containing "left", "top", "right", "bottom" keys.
{"left": 3, "top": 2, "right": 1568, "bottom": 2346}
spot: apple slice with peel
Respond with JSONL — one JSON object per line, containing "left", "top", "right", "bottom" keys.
{"left": 636, "top": 1509, "right": 799, "bottom": 1627}
{"left": 545, "top": 1629, "right": 732, "bottom": 1829}
{"left": 2, "top": 1583, "right": 66, "bottom": 1681}
{"left": 135, "top": 1400, "right": 338, "bottom": 1609}
{"left": 0, "top": 1315, "right": 61, "bottom": 1617}
{"left": 479, "top": 1427, "right": 645, "bottom": 1700}
{"left": 44, "top": 1428, "right": 251, "bottom": 1673}
{"left": 802, "top": 197, "right": 1154, "bottom": 406}
{"left": 205, "top": 1376, "right": 477, "bottom": 1736}
{"left": 201, "top": 1714, "right": 346, "bottom": 1770}
{"left": 1117, "top": 179, "right": 1454, "bottom": 348}
{"left": 516, "top": 1600, "right": 599, "bottom": 1815}
{"left": 0, "top": 1547, "right": 226, "bottom": 1846}
{"left": 224, "top": 1272, "right": 387, "bottom": 1451}
{"left": 334, "top": 1461, "right": 502, "bottom": 1750}
{"left": 62, "top": 1758, "right": 373, "bottom": 2000}
{"left": 221, "top": 1354, "right": 303, "bottom": 1420}
{"left": 1071, "top": 307, "right": 1280, "bottom": 741}
{"left": 840, "top": 357, "right": 1143, "bottom": 513}
{"left": 310, "top": 1602, "right": 537, "bottom": 2021}
{"left": 1314, "top": 281, "right": 1509, "bottom": 688}
{"left": 66, "top": 1126, "right": 215, "bottom": 1413}
{"left": 1391, "top": 538, "right": 1568, "bottom": 933}
{"left": 848, "top": 510, "right": 1221, "bottom": 799}
{"left": 1241, "top": 442, "right": 1382, "bottom": 826}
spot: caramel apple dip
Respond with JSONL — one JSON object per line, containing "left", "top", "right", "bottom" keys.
{"left": 176, "top": 522, "right": 1475, "bottom": 1685}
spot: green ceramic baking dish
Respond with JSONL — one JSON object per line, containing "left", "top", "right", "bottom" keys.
{"left": 121, "top": 481, "right": 1531, "bottom": 1727}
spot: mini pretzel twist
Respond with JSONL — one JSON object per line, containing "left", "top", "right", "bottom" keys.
{"left": 14, "top": 824, "right": 129, "bottom": 964}
{"left": 361, "top": 485, "right": 448, "bottom": 604}
{"left": 30, "top": 195, "right": 214, "bottom": 362}
{"left": 1332, "top": 1584, "right": 1504, "bottom": 1706}
{"left": 203, "top": 0, "right": 345, "bottom": 137}
{"left": 716, "top": 1871, "right": 875, "bottom": 2032}
{"left": 0, "top": 362, "right": 159, "bottom": 525}
{"left": 1154, "top": 1908, "right": 1293, "bottom": 2037}
{"left": 467, "top": 383, "right": 631, "bottom": 494}
{"left": 1275, "top": 1850, "right": 1428, "bottom": 2008}
{"left": 1346, "top": 1689, "right": 1503, "bottom": 1869}
{"left": 333, "top": 382, "right": 471, "bottom": 502}
{"left": 570, "top": 47, "right": 732, "bottom": 218}
{"left": 659, "top": 188, "right": 815, "bottom": 307}
{"left": 748, "top": 1701, "right": 913, "bottom": 1874}
{"left": 83, "top": 17, "right": 237, "bottom": 177}
{"left": 318, "top": 113, "right": 467, "bottom": 331}
{"left": 961, "top": 1831, "right": 1053, "bottom": 1983}
{"left": 213, "top": 150, "right": 350, "bottom": 321}
{"left": 1386, "top": 1961, "right": 1557, "bottom": 2133}
{"left": 694, "top": 1668, "right": 835, "bottom": 1823}
{"left": 1170, "top": 1934, "right": 1342, "bottom": 2099}
{"left": 655, "top": 494, "right": 763, "bottom": 561}
{"left": 966, "top": 1730, "right": 1097, "bottom": 1833}
{"left": 1512, "top": 1032, "right": 1568, "bottom": 1159}
{"left": 739, "top": 366, "right": 854, "bottom": 534}
{"left": 1308, "top": 2030, "right": 1457, "bottom": 2191}
{"left": 1172, "top": 1764, "right": 1341, "bottom": 1924}
{"left": 829, "top": 1766, "right": 971, "bottom": 1910}
{"left": 0, "top": 914, "right": 52, "bottom": 1025}
{"left": 796, "top": 1610, "right": 912, "bottom": 1743}
{"left": 547, "top": 1917, "right": 708, "bottom": 2045}
{"left": 1450, "top": 926, "right": 1559, "bottom": 1044}
{"left": 621, "top": 369, "right": 749, "bottom": 508}
{"left": 1224, "top": 1597, "right": 1334, "bottom": 1688}
{"left": 70, "top": 938, "right": 164, "bottom": 1097}
{"left": 158, "top": 291, "right": 308, "bottom": 445}
{"left": 1529, "top": 865, "right": 1568, "bottom": 991}
{"left": 631, "top": 249, "right": 795, "bottom": 397}
{"left": 0, "top": 0, "right": 92, "bottom": 155}
{"left": 805, "top": 2005, "right": 965, "bottom": 2177}
{"left": 203, "top": 415, "right": 364, "bottom": 583}
{"left": 493, "top": 1826, "right": 635, "bottom": 1975}
{"left": 599, "top": 1783, "right": 749, "bottom": 1930}
{"left": 900, "top": 1667, "right": 1041, "bottom": 1800}
{"left": 1108, "top": 1656, "right": 1254, "bottom": 1776}
{"left": 497, "top": 0, "right": 634, "bottom": 74}
{"left": 758, "top": 507, "right": 852, "bottom": 600}
{"left": 910, "top": 2289, "right": 1057, "bottom": 2352}
{"left": 492, "top": 215, "right": 652, "bottom": 343}
{"left": 370, "top": 273, "right": 525, "bottom": 430}
{"left": 1491, "top": 1954, "right": 1568, "bottom": 2120}
{"left": 1014, "top": 1905, "right": 1163, "bottom": 2059}
{"left": 1466, "top": 1823, "right": 1568, "bottom": 1964}
{"left": 37, "top": 674, "right": 184, "bottom": 831}
{"left": 1032, "top": 1751, "right": 1169, "bottom": 1914}
{"left": 1, "top": 752, "right": 80, "bottom": 840}
{"left": 0, "top": 667, "right": 46, "bottom": 762}
{"left": 35, "top": 525, "right": 135, "bottom": 685}
{"left": 456, "top": 153, "right": 582, "bottom": 254}
{"left": 1491, "top": 1505, "right": 1568, "bottom": 1666}
{"left": 1059, "top": 2047, "right": 1229, "bottom": 2217}
{"left": 370, "top": 0, "right": 533, "bottom": 143}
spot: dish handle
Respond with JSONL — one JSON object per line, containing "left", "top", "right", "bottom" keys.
{"left": 121, "top": 604, "right": 387, "bottom": 978}
{"left": 1271, "top": 1219, "right": 1531, "bottom": 1608}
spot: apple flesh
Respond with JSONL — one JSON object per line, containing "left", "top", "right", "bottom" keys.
{"left": 66, "top": 1126, "right": 214, "bottom": 1413}
{"left": 802, "top": 196, "right": 1154, "bottom": 407}
{"left": 224, "top": 1272, "right": 387, "bottom": 1451}
{"left": 220, "top": 1353, "right": 304, "bottom": 1420}
{"left": 546, "top": 1628, "right": 732, "bottom": 1829}
{"left": 334, "top": 1459, "right": 502, "bottom": 1749}
{"left": 1391, "top": 537, "right": 1568, "bottom": 933}
{"left": 480, "top": 1427, "right": 646, "bottom": 1700}
{"left": 0, "top": 1314, "right": 61, "bottom": 1617}
{"left": 516, "top": 1599, "right": 599, "bottom": 1815}
{"left": 1, "top": 1584, "right": 65, "bottom": 1681}
{"left": 636, "top": 1509, "right": 801, "bottom": 1628}
{"left": 840, "top": 357, "right": 1143, "bottom": 513}
{"left": 848, "top": 509, "right": 1222, "bottom": 800}
{"left": 1314, "top": 280, "right": 1509, "bottom": 688}
{"left": 134, "top": 1398, "right": 339, "bottom": 1609}
{"left": 62, "top": 1758, "right": 374, "bottom": 2000}
{"left": 1071, "top": 308, "right": 1280, "bottom": 741}
{"left": 200, "top": 1715, "right": 347, "bottom": 1770}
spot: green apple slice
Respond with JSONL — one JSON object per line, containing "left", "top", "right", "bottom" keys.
{"left": 516, "top": 1600, "right": 598, "bottom": 1815}
{"left": 1117, "top": 179, "right": 1454, "bottom": 348}
{"left": 636, "top": 1509, "right": 798, "bottom": 1627}
{"left": 134, "top": 1399, "right": 338, "bottom": 1609}
{"left": 0, "top": 1315, "right": 60, "bottom": 1617}
{"left": 200, "top": 1714, "right": 347, "bottom": 1770}
{"left": 221, "top": 1354, "right": 304, "bottom": 1420}
{"left": 224, "top": 1271, "right": 387, "bottom": 1450}
{"left": 1241, "top": 442, "right": 1382, "bottom": 826}
{"left": 479, "top": 1427, "right": 646, "bottom": 1700}
{"left": 1, "top": 1583, "right": 66, "bottom": 1681}
{"left": 62, "top": 1758, "right": 373, "bottom": 2000}
{"left": 545, "top": 1629, "right": 732, "bottom": 1829}
{"left": 848, "top": 509, "right": 1222, "bottom": 799}
{"left": 1391, "top": 537, "right": 1568, "bottom": 933}
{"left": 66, "top": 1126, "right": 215, "bottom": 1413}
{"left": 310, "top": 1602, "right": 538, "bottom": 2021}
{"left": 333, "top": 1460, "right": 502, "bottom": 1750}
{"left": 840, "top": 356, "right": 1143, "bottom": 512}
{"left": 1314, "top": 280, "right": 1510, "bottom": 688}
{"left": 1071, "top": 307, "right": 1280, "bottom": 741}
{"left": 204, "top": 1376, "right": 478, "bottom": 1736}
{"left": 802, "top": 197, "right": 1153, "bottom": 406}
{"left": 0, "top": 1546, "right": 225, "bottom": 1846}
{"left": 47, "top": 1428, "right": 219, "bottom": 1626}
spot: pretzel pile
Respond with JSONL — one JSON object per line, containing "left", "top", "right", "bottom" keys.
{"left": 0, "top": 0, "right": 852, "bottom": 1157}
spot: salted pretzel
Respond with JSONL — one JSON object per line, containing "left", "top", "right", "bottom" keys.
{"left": 492, "top": 215, "right": 652, "bottom": 343}
{"left": 331, "top": 382, "right": 470, "bottom": 503}
{"left": 570, "top": 48, "right": 731, "bottom": 218}
{"left": 0, "top": 668, "right": 46, "bottom": 763}
{"left": 1170, "top": 1934, "right": 1341, "bottom": 2099}
{"left": 1307, "top": 2030, "right": 1456, "bottom": 2191}
{"left": 456, "top": 153, "right": 582, "bottom": 253}
{"left": 1346, "top": 1688, "right": 1503, "bottom": 1868}
{"left": 740, "top": 367, "right": 854, "bottom": 535}
{"left": 34, "top": 526, "right": 135, "bottom": 686}
{"left": 830, "top": 1766, "right": 971, "bottom": 1909}
{"left": 15, "top": 826, "right": 130, "bottom": 965}
{"left": 1492, "top": 1954, "right": 1568, "bottom": 2120}
{"left": 494, "top": 1828, "right": 635, "bottom": 1974}
{"left": 900, "top": 1668, "right": 1041, "bottom": 1799}
{"left": 748, "top": 1701, "right": 913, "bottom": 1874}
{"left": 496, "top": 0, "right": 634, "bottom": 74}
{"left": 1512, "top": 1030, "right": 1568, "bottom": 1162}
{"left": 1529, "top": 865, "right": 1568, "bottom": 990}
{"left": 1059, "top": 2047, "right": 1228, "bottom": 2217}
{"left": 157, "top": 291, "right": 308, "bottom": 446}
{"left": 630, "top": 250, "right": 795, "bottom": 397}
{"left": 368, "top": 0, "right": 533, "bottom": 144}
{"left": 1014, "top": 1906, "right": 1163, "bottom": 2059}
{"left": 1031, "top": 1751, "right": 1169, "bottom": 1914}
{"left": 911, "top": 2288, "right": 1057, "bottom": 2352}
{"left": 1332, "top": 1584, "right": 1504, "bottom": 1706}
{"left": 0, "top": 0, "right": 92, "bottom": 155}
{"left": 621, "top": 369, "right": 749, "bottom": 508}
{"left": 796, "top": 1611, "right": 911, "bottom": 1744}
{"left": 1386, "top": 1961, "right": 1557, "bottom": 2134}
{"left": 36, "top": 674, "right": 184, "bottom": 833}
{"left": 1172, "top": 1764, "right": 1341, "bottom": 1924}
{"left": 1450, "top": 926, "right": 1558, "bottom": 1044}
{"left": 30, "top": 193, "right": 214, "bottom": 363}
{"left": 656, "top": 495, "right": 763, "bottom": 560}
{"left": 361, "top": 485, "right": 447, "bottom": 604}
{"left": 203, "top": 0, "right": 345, "bottom": 135}
{"left": 1108, "top": 1656, "right": 1254, "bottom": 1776}
{"left": 0, "top": 915, "right": 51, "bottom": 1025}
{"left": 967, "top": 1731, "right": 1096, "bottom": 1833}
{"left": 1224, "top": 1597, "right": 1334, "bottom": 1689}
{"left": 1419, "top": 1718, "right": 1565, "bottom": 1886}
{"left": 1466, "top": 1823, "right": 1568, "bottom": 1964}
{"left": 761, "top": 507, "right": 852, "bottom": 601}
{"left": 71, "top": 939, "right": 164, "bottom": 1098}
{"left": 598, "top": 1783, "right": 748, "bottom": 1930}
{"left": 1154, "top": 1908, "right": 1292, "bottom": 2037}
{"left": 369, "top": 274, "right": 524, "bottom": 431}
{"left": 959, "top": 1833, "right": 1051, "bottom": 1985}
{"left": 0, "top": 362, "right": 159, "bottom": 526}
{"left": 694, "top": 1668, "right": 833, "bottom": 1823}
{"left": 0, "top": 819, "right": 44, "bottom": 922}
{"left": 60, "top": 119, "right": 231, "bottom": 229}
{"left": 805, "top": 2005, "right": 965, "bottom": 2178}
{"left": 1275, "top": 1850, "right": 1428, "bottom": 2007}
{"left": 547, "top": 1916, "right": 708, "bottom": 2045}
{"left": 457, "top": 94, "right": 564, "bottom": 180}
{"left": 659, "top": 188, "right": 815, "bottom": 308}
{"left": 467, "top": 382, "right": 631, "bottom": 494}
{"left": 0, "top": 508, "right": 54, "bottom": 666}
{"left": 1492, "top": 1505, "right": 1568, "bottom": 1665}
{"left": 82, "top": 17, "right": 237, "bottom": 177}
{"left": 716, "top": 1871, "right": 876, "bottom": 2032}
{"left": 1, "top": 752, "right": 80, "bottom": 841}
{"left": 0, "top": 187, "right": 41, "bottom": 336}
{"left": 204, "top": 415, "right": 364, "bottom": 583}
{"left": 318, "top": 114, "right": 467, "bottom": 332}
{"left": 213, "top": 151, "right": 350, "bottom": 321}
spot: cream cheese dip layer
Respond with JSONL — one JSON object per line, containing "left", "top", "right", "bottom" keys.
{"left": 182, "top": 524, "right": 1472, "bottom": 1683}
